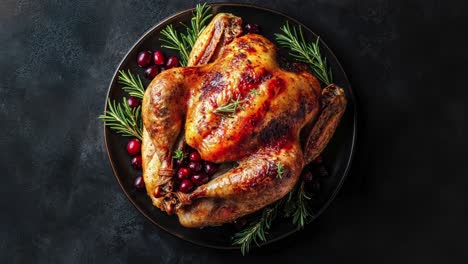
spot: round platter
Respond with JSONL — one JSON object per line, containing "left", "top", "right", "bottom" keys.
{"left": 104, "top": 3, "right": 357, "bottom": 249}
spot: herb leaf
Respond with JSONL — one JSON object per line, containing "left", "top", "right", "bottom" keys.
{"left": 277, "top": 163, "right": 285, "bottom": 179}
{"left": 283, "top": 181, "right": 313, "bottom": 229}
{"left": 118, "top": 70, "right": 145, "bottom": 99}
{"left": 160, "top": 25, "right": 191, "bottom": 66}
{"left": 275, "top": 22, "right": 332, "bottom": 85}
{"left": 172, "top": 149, "right": 186, "bottom": 161}
{"left": 249, "top": 89, "right": 260, "bottom": 96}
{"left": 160, "top": 3, "right": 212, "bottom": 66}
{"left": 232, "top": 201, "right": 283, "bottom": 255}
{"left": 99, "top": 98, "right": 143, "bottom": 140}
{"left": 214, "top": 95, "right": 249, "bottom": 118}
{"left": 232, "top": 180, "right": 314, "bottom": 253}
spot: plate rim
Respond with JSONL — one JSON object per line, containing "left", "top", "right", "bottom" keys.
{"left": 103, "top": 2, "right": 358, "bottom": 250}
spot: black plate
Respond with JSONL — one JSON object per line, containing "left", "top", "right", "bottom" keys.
{"left": 104, "top": 3, "right": 357, "bottom": 249}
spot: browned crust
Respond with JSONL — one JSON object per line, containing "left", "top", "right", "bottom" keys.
{"left": 187, "top": 13, "right": 243, "bottom": 66}
{"left": 304, "top": 84, "right": 347, "bottom": 163}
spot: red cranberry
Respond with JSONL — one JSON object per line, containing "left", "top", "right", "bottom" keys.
{"left": 177, "top": 167, "right": 191, "bottom": 180}
{"left": 302, "top": 171, "right": 314, "bottom": 183}
{"left": 127, "top": 97, "right": 140, "bottom": 108}
{"left": 189, "top": 151, "right": 201, "bottom": 161}
{"left": 203, "top": 161, "right": 217, "bottom": 175}
{"left": 317, "top": 166, "right": 329, "bottom": 178}
{"left": 311, "top": 155, "right": 323, "bottom": 165}
{"left": 188, "top": 161, "right": 202, "bottom": 172}
{"left": 153, "top": 50, "right": 165, "bottom": 65}
{"left": 166, "top": 56, "right": 180, "bottom": 69}
{"left": 244, "top": 23, "right": 260, "bottom": 34}
{"left": 144, "top": 65, "right": 159, "bottom": 79}
{"left": 137, "top": 50, "right": 152, "bottom": 67}
{"left": 233, "top": 218, "right": 248, "bottom": 230}
{"left": 174, "top": 158, "right": 187, "bottom": 168}
{"left": 179, "top": 179, "right": 194, "bottom": 193}
{"left": 153, "top": 186, "right": 163, "bottom": 198}
{"left": 126, "top": 139, "right": 141, "bottom": 155}
{"left": 191, "top": 172, "right": 209, "bottom": 185}
{"left": 131, "top": 156, "right": 142, "bottom": 169}
{"left": 133, "top": 176, "right": 145, "bottom": 190}
{"left": 311, "top": 180, "right": 321, "bottom": 193}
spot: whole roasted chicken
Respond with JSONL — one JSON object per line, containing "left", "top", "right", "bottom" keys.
{"left": 142, "top": 14, "right": 347, "bottom": 228}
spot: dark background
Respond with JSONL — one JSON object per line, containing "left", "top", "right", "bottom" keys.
{"left": 1, "top": 0, "right": 467, "bottom": 263}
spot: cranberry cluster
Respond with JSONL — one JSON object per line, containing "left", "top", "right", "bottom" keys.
{"left": 173, "top": 149, "right": 218, "bottom": 193}
{"left": 126, "top": 139, "right": 145, "bottom": 190}
{"left": 301, "top": 156, "right": 328, "bottom": 193}
{"left": 123, "top": 51, "right": 180, "bottom": 111}
{"left": 244, "top": 23, "right": 260, "bottom": 34}
{"left": 137, "top": 50, "right": 180, "bottom": 79}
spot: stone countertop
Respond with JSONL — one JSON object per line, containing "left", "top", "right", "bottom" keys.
{"left": 1, "top": 0, "right": 467, "bottom": 263}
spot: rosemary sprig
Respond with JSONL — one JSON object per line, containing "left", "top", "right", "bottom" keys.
{"left": 160, "top": 25, "right": 191, "bottom": 66}
{"left": 181, "top": 3, "right": 213, "bottom": 49}
{"left": 249, "top": 89, "right": 260, "bottom": 96}
{"left": 232, "top": 201, "right": 283, "bottom": 255}
{"left": 232, "top": 180, "right": 314, "bottom": 253}
{"left": 118, "top": 70, "right": 145, "bottom": 99}
{"left": 277, "top": 163, "right": 285, "bottom": 179}
{"left": 284, "top": 181, "right": 313, "bottom": 229}
{"left": 99, "top": 98, "right": 143, "bottom": 140}
{"left": 214, "top": 95, "right": 249, "bottom": 118}
{"left": 172, "top": 149, "right": 186, "bottom": 161}
{"left": 275, "top": 22, "right": 333, "bottom": 85}
{"left": 160, "top": 3, "right": 212, "bottom": 66}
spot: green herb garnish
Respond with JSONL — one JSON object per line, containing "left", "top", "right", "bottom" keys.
{"left": 172, "top": 149, "right": 186, "bottom": 161}
{"left": 232, "top": 201, "right": 283, "bottom": 255}
{"left": 277, "top": 163, "right": 285, "bottom": 179}
{"left": 118, "top": 70, "right": 145, "bottom": 99}
{"left": 160, "top": 3, "right": 213, "bottom": 66}
{"left": 275, "top": 22, "right": 333, "bottom": 85}
{"left": 284, "top": 181, "right": 313, "bottom": 229}
{"left": 214, "top": 95, "right": 249, "bottom": 118}
{"left": 249, "top": 89, "right": 260, "bottom": 96}
{"left": 99, "top": 98, "right": 143, "bottom": 140}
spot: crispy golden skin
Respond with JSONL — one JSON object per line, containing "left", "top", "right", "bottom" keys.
{"left": 142, "top": 13, "right": 346, "bottom": 228}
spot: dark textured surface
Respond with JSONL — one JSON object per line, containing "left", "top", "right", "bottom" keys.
{"left": 1, "top": 0, "right": 467, "bottom": 263}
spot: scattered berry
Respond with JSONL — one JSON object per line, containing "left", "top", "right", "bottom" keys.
{"left": 203, "top": 161, "right": 217, "bottom": 175}
{"left": 174, "top": 158, "right": 187, "bottom": 168}
{"left": 133, "top": 175, "right": 145, "bottom": 190}
{"left": 244, "top": 23, "right": 260, "bottom": 34}
{"left": 179, "top": 179, "right": 194, "bottom": 193}
{"left": 166, "top": 56, "right": 180, "bottom": 69}
{"left": 302, "top": 171, "right": 314, "bottom": 183}
{"left": 177, "top": 167, "right": 191, "bottom": 180}
{"left": 153, "top": 186, "right": 162, "bottom": 198}
{"left": 311, "top": 180, "right": 321, "bottom": 193}
{"left": 191, "top": 173, "right": 209, "bottom": 185}
{"left": 131, "top": 155, "right": 142, "bottom": 170}
{"left": 144, "top": 65, "right": 159, "bottom": 79}
{"left": 137, "top": 50, "right": 152, "bottom": 67}
{"left": 126, "top": 139, "right": 141, "bottom": 155}
{"left": 188, "top": 161, "right": 202, "bottom": 172}
{"left": 311, "top": 155, "right": 323, "bottom": 165}
{"left": 153, "top": 50, "right": 165, "bottom": 65}
{"left": 189, "top": 151, "right": 201, "bottom": 161}
{"left": 127, "top": 97, "right": 140, "bottom": 108}
{"left": 317, "top": 166, "right": 329, "bottom": 178}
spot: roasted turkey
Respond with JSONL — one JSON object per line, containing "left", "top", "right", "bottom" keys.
{"left": 142, "top": 13, "right": 347, "bottom": 228}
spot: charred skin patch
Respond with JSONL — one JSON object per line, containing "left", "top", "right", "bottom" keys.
{"left": 259, "top": 116, "right": 292, "bottom": 144}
